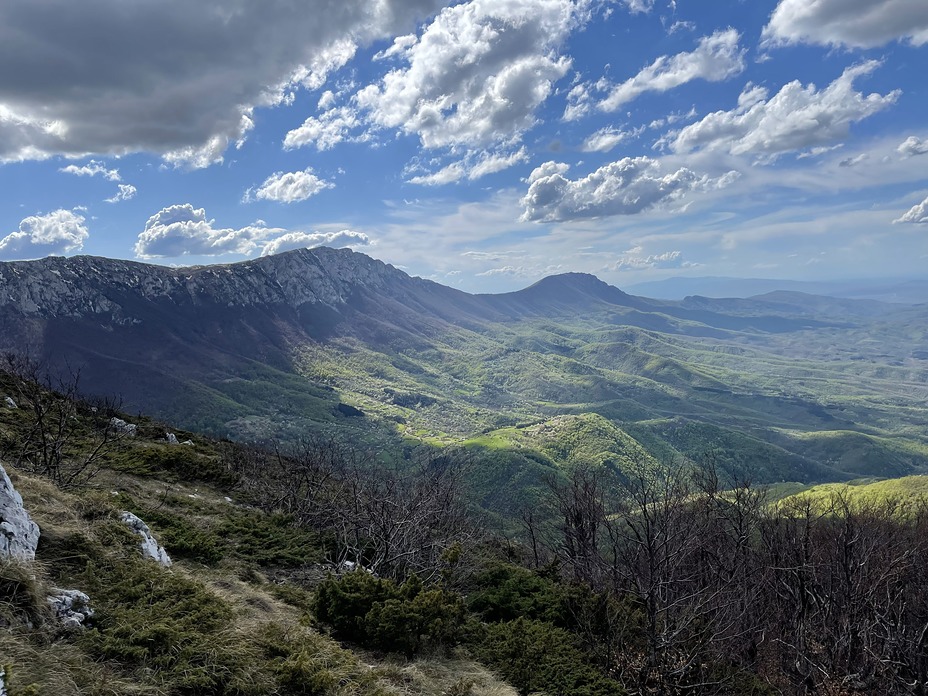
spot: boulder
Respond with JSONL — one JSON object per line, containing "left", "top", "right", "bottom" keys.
{"left": 109, "top": 417, "right": 137, "bottom": 436}
{"left": 119, "top": 511, "right": 172, "bottom": 567}
{"left": 166, "top": 432, "right": 178, "bottom": 445}
{"left": 4, "top": 396, "right": 16, "bottom": 409}
{"left": 47, "top": 588, "right": 93, "bottom": 629}
{"left": 0, "top": 463, "right": 40, "bottom": 561}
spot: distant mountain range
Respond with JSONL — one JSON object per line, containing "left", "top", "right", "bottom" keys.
{"left": 2, "top": 247, "right": 927, "bottom": 491}
{"left": 626, "top": 275, "right": 928, "bottom": 304}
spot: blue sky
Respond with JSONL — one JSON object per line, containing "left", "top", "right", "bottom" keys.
{"left": 1, "top": 0, "right": 927, "bottom": 292}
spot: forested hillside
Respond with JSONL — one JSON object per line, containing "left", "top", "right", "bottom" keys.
{"left": 4, "top": 366, "right": 928, "bottom": 695}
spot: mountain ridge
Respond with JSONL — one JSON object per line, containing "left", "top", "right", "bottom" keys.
{"left": 2, "top": 247, "right": 927, "bottom": 488}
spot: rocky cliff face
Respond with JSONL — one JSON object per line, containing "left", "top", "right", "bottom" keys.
{"left": 0, "top": 247, "right": 408, "bottom": 321}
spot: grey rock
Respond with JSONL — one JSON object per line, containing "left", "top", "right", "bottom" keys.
{"left": 0, "top": 247, "right": 401, "bottom": 321}
{"left": 47, "top": 588, "right": 93, "bottom": 629}
{"left": 109, "top": 417, "right": 137, "bottom": 435}
{"left": 0, "top": 463, "right": 40, "bottom": 561}
{"left": 166, "top": 432, "right": 178, "bottom": 445}
{"left": 4, "top": 396, "right": 15, "bottom": 409}
{"left": 119, "top": 511, "right": 172, "bottom": 566}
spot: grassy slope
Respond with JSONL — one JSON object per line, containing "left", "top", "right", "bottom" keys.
{"left": 773, "top": 475, "right": 928, "bottom": 511}
{"left": 0, "top": 394, "right": 517, "bottom": 696}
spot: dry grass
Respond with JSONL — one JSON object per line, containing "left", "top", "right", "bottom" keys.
{"left": 373, "top": 654, "right": 519, "bottom": 696}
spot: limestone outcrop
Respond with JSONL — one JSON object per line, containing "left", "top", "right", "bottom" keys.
{"left": 0, "top": 463, "right": 40, "bottom": 561}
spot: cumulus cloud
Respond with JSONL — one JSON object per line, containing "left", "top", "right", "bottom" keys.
{"left": 0, "top": 0, "right": 439, "bottom": 163}
{"left": 283, "top": 106, "right": 367, "bottom": 151}
{"left": 134, "top": 204, "right": 372, "bottom": 258}
{"left": 898, "top": 136, "right": 928, "bottom": 157}
{"left": 407, "top": 147, "right": 528, "bottom": 185}
{"left": 670, "top": 61, "right": 899, "bottom": 160}
{"left": 105, "top": 183, "right": 137, "bottom": 203}
{"left": 260, "top": 229, "right": 370, "bottom": 256}
{"left": 894, "top": 196, "right": 928, "bottom": 224}
{"left": 59, "top": 160, "right": 121, "bottom": 181}
{"left": 0, "top": 209, "right": 89, "bottom": 260}
{"left": 348, "top": 0, "right": 585, "bottom": 150}
{"left": 762, "top": 0, "right": 928, "bottom": 48}
{"left": 599, "top": 29, "right": 745, "bottom": 111}
{"left": 134, "top": 204, "right": 279, "bottom": 258}
{"left": 521, "top": 157, "right": 728, "bottom": 223}
{"left": 247, "top": 168, "right": 334, "bottom": 203}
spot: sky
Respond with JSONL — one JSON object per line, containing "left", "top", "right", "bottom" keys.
{"left": 1, "top": 0, "right": 927, "bottom": 292}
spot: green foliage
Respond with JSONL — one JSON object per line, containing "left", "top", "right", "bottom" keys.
{"left": 127, "top": 507, "right": 225, "bottom": 565}
{"left": 106, "top": 444, "right": 238, "bottom": 486}
{"left": 467, "top": 563, "right": 566, "bottom": 625}
{"left": 471, "top": 618, "right": 625, "bottom": 696}
{"left": 312, "top": 572, "right": 465, "bottom": 657}
{"left": 313, "top": 571, "right": 399, "bottom": 644}
{"left": 255, "top": 623, "right": 387, "bottom": 696}
{"left": 219, "top": 511, "right": 322, "bottom": 568}
{"left": 79, "top": 558, "right": 268, "bottom": 695}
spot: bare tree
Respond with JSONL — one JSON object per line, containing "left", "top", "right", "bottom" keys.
{"left": 3, "top": 353, "right": 130, "bottom": 488}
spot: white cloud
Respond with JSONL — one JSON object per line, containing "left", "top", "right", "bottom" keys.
{"left": 373, "top": 34, "right": 418, "bottom": 61}
{"left": 407, "top": 162, "right": 467, "bottom": 186}
{"left": 563, "top": 82, "right": 592, "bottom": 121}
{"left": 762, "top": 0, "right": 928, "bottom": 49}
{"left": 670, "top": 61, "right": 899, "bottom": 160}
{"left": 476, "top": 265, "right": 526, "bottom": 276}
{"left": 581, "top": 126, "right": 633, "bottom": 153}
{"left": 667, "top": 20, "right": 695, "bottom": 34}
{"left": 134, "top": 204, "right": 278, "bottom": 258}
{"left": 248, "top": 168, "right": 334, "bottom": 203}
{"left": 623, "top": 0, "right": 654, "bottom": 13}
{"left": 283, "top": 106, "right": 367, "bottom": 151}
{"left": 59, "top": 160, "right": 121, "bottom": 181}
{"left": 260, "top": 230, "right": 371, "bottom": 256}
{"left": 838, "top": 154, "right": 868, "bottom": 168}
{"left": 894, "top": 195, "right": 928, "bottom": 224}
{"left": 0, "top": 209, "right": 89, "bottom": 260}
{"left": 105, "top": 183, "right": 137, "bottom": 203}
{"left": 521, "top": 157, "right": 727, "bottom": 222}
{"left": 599, "top": 29, "right": 745, "bottom": 111}
{"left": 407, "top": 147, "right": 529, "bottom": 185}
{"left": 351, "top": 0, "right": 584, "bottom": 150}
{"left": 610, "top": 249, "right": 692, "bottom": 271}
{"left": 0, "top": 0, "right": 439, "bottom": 163}
{"left": 898, "top": 136, "right": 928, "bottom": 157}
{"left": 134, "top": 205, "right": 372, "bottom": 259}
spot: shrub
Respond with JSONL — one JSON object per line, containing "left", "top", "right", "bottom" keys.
{"left": 126, "top": 508, "right": 224, "bottom": 565}
{"left": 219, "top": 512, "right": 321, "bottom": 568}
{"left": 312, "top": 572, "right": 465, "bottom": 656}
{"left": 467, "top": 563, "right": 566, "bottom": 625}
{"left": 313, "top": 571, "right": 399, "bottom": 644}
{"left": 471, "top": 618, "right": 625, "bottom": 696}
{"left": 79, "top": 558, "right": 269, "bottom": 695}
{"left": 256, "top": 622, "right": 387, "bottom": 696}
